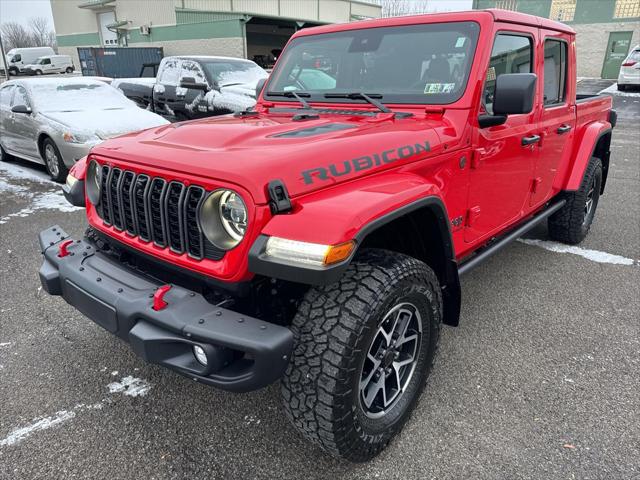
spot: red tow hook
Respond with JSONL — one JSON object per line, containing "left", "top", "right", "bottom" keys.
{"left": 152, "top": 285, "right": 172, "bottom": 311}
{"left": 58, "top": 239, "right": 74, "bottom": 258}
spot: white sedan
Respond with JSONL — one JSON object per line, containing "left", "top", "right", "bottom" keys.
{"left": 0, "top": 77, "right": 169, "bottom": 181}
{"left": 618, "top": 45, "right": 640, "bottom": 91}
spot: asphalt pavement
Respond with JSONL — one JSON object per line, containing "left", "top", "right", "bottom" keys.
{"left": 0, "top": 91, "right": 638, "bottom": 480}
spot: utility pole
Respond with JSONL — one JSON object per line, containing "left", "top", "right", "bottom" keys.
{"left": 0, "top": 32, "right": 9, "bottom": 81}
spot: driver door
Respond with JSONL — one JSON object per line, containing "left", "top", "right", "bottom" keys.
{"left": 465, "top": 29, "right": 540, "bottom": 243}
{"left": 11, "top": 85, "right": 40, "bottom": 159}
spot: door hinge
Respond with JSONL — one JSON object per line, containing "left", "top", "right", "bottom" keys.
{"left": 470, "top": 148, "right": 485, "bottom": 169}
{"left": 531, "top": 177, "right": 542, "bottom": 193}
{"left": 267, "top": 179, "right": 292, "bottom": 215}
{"left": 466, "top": 206, "right": 481, "bottom": 227}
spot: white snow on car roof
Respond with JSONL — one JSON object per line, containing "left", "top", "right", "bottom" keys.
{"left": 177, "top": 55, "right": 255, "bottom": 62}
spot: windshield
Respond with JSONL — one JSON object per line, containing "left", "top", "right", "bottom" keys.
{"left": 266, "top": 21, "right": 480, "bottom": 105}
{"left": 30, "top": 81, "right": 133, "bottom": 112}
{"left": 199, "top": 60, "right": 268, "bottom": 86}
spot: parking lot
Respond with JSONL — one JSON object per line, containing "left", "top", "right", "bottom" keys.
{"left": 0, "top": 88, "right": 638, "bottom": 479}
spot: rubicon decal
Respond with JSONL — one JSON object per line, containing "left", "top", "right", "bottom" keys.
{"left": 301, "top": 141, "right": 431, "bottom": 185}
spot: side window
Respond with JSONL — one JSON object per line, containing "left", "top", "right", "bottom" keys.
{"left": 543, "top": 39, "right": 567, "bottom": 106}
{"left": 483, "top": 34, "right": 533, "bottom": 115}
{"left": 43, "top": 58, "right": 51, "bottom": 65}
{"left": 12, "top": 86, "right": 30, "bottom": 108}
{"left": 180, "top": 61, "right": 208, "bottom": 85}
{"left": 158, "top": 58, "right": 181, "bottom": 86}
{"left": 0, "top": 86, "right": 14, "bottom": 107}
{"left": 13, "top": 54, "right": 21, "bottom": 62}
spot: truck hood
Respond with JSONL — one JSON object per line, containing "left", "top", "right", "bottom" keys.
{"left": 91, "top": 111, "right": 457, "bottom": 204}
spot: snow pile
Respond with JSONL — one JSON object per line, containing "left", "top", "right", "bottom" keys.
{"left": 599, "top": 83, "right": 640, "bottom": 97}
{"left": 107, "top": 376, "right": 152, "bottom": 397}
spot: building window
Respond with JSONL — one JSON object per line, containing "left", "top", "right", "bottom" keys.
{"left": 495, "top": 0, "right": 518, "bottom": 11}
{"left": 614, "top": 0, "right": 640, "bottom": 18}
{"left": 549, "top": 0, "right": 576, "bottom": 22}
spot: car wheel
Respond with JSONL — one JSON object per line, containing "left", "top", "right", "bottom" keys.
{"left": 35, "top": 70, "right": 43, "bottom": 75}
{"left": 41, "top": 137, "right": 68, "bottom": 182}
{"left": 9, "top": 67, "right": 18, "bottom": 76}
{"left": 281, "top": 249, "right": 442, "bottom": 462}
{"left": 548, "top": 156, "right": 602, "bottom": 245}
{"left": 65, "top": 67, "right": 73, "bottom": 74}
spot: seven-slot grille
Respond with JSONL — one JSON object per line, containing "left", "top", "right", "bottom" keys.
{"left": 97, "top": 165, "right": 224, "bottom": 261}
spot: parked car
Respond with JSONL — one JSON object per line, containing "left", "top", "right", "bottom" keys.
{"left": 40, "top": 10, "right": 615, "bottom": 461}
{"left": 0, "top": 77, "right": 169, "bottom": 182}
{"left": 4, "top": 47, "right": 55, "bottom": 75}
{"left": 23, "top": 55, "right": 75, "bottom": 75}
{"left": 113, "top": 55, "right": 268, "bottom": 121}
{"left": 617, "top": 45, "right": 640, "bottom": 90}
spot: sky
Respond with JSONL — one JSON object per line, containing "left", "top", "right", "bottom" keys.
{"left": 0, "top": 0, "right": 55, "bottom": 27}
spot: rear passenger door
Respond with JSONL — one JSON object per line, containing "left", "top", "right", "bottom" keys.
{"left": 531, "top": 33, "right": 575, "bottom": 207}
{"left": 466, "top": 29, "right": 539, "bottom": 243}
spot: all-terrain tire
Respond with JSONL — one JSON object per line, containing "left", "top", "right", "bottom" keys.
{"left": 281, "top": 249, "right": 442, "bottom": 462}
{"left": 548, "top": 156, "right": 602, "bottom": 244}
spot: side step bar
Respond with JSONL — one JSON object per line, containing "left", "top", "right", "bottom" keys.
{"left": 458, "top": 199, "right": 566, "bottom": 276}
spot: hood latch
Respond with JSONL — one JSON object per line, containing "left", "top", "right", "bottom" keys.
{"left": 267, "top": 180, "right": 292, "bottom": 215}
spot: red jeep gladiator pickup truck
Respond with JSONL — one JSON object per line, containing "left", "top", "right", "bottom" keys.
{"left": 42, "top": 9, "right": 615, "bottom": 461}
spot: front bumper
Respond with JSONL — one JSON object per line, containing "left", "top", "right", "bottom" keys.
{"left": 55, "top": 140, "right": 95, "bottom": 168}
{"left": 38, "top": 225, "right": 293, "bottom": 392}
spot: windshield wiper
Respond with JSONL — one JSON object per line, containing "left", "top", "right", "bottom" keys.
{"left": 266, "top": 90, "right": 314, "bottom": 110}
{"left": 323, "top": 92, "right": 391, "bottom": 114}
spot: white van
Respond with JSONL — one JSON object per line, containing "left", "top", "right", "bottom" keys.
{"left": 23, "top": 55, "right": 75, "bottom": 75}
{"left": 5, "top": 47, "right": 56, "bottom": 75}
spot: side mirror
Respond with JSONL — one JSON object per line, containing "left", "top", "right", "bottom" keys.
{"left": 493, "top": 73, "right": 537, "bottom": 115}
{"left": 11, "top": 104, "right": 32, "bottom": 114}
{"left": 179, "top": 76, "right": 209, "bottom": 91}
{"left": 255, "top": 78, "right": 267, "bottom": 99}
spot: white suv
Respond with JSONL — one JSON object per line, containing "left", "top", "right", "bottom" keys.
{"left": 618, "top": 46, "right": 640, "bottom": 91}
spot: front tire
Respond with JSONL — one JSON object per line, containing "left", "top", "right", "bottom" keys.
{"left": 35, "top": 70, "right": 43, "bottom": 75}
{"left": 548, "top": 156, "right": 602, "bottom": 245}
{"left": 281, "top": 249, "right": 442, "bottom": 462}
{"left": 41, "top": 137, "right": 68, "bottom": 182}
{"left": 65, "top": 67, "right": 73, "bottom": 74}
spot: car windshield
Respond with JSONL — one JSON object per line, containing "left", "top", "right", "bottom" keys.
{"left": 199, "top": 59, "right": 268, "bottom": 86}
{"left": 30, "top": 81, "right": 132, "bottom": 112}
{"left": 266, "top": 21, "right": 480, "bottom": 105}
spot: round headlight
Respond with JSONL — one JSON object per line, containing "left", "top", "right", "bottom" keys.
{"left": 199, "top": 189, "right": 248, "bottom": 250}
{"left": 86, "top": 160, "right": 102, "bottom": 205}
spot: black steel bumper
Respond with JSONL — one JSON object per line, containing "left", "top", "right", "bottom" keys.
{"left": 38, "top": 225, "right": 293, "bottom": 392}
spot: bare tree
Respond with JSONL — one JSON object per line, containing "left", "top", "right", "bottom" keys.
{"left": 29, "top": 17, "right": 55, "bottom": 48}
{"left": 380, "top": 0, "right": 432, "bottom": 17}
{"left": 1, "top": 21, "right": 35, "bottom": 49}
{"left": 0, "top": 17, "right": 56, "bottom": 51}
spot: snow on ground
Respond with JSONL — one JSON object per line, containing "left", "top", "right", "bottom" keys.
{"left": 599, "top": 83, "right": 640, "bottom": 97}
{"left": 518, "top": 239, "right": 638, "bottom": 266}
{"left": 0, "top": 373, "right": 152, "bottom": 447}
{"left": 0, "top": 162, "right": 84, "bottom": 224}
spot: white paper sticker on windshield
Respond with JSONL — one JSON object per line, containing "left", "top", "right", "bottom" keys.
{"left": 424, "top": 83, "right": 456, "bottom": 94}
{"left": 455, "top": 37, "right": 466, "bottom": 48}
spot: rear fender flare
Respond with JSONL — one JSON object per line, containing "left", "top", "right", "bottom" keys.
{"left": 565, "top": 122, "right": 611, "bottom": 192}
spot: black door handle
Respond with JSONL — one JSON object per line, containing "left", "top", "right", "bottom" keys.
{"left": 521, "top": 135, "right": 541, "bottom": 146}
{"left": 557, "top": 124, "right": 571, "bottom": 134}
